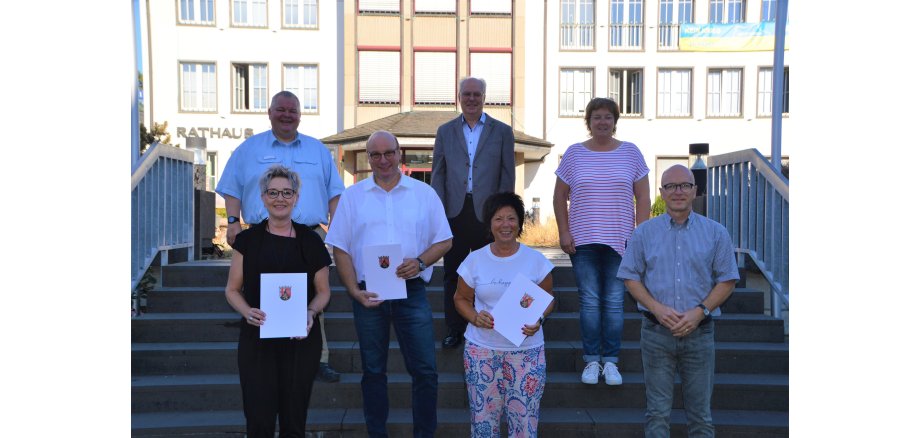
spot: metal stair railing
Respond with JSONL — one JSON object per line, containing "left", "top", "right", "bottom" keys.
{"left": 707, "top": 148, "right": 789, "bottom": 318}
{"left": 131, "top": 142, "right": 195, "bottom": 291}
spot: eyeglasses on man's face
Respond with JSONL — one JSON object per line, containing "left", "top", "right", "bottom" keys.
{"left": 661, "top": 183, "right": 696, "bottom": 193}
{"left": 265, "top": 188, "right": 296, "bottom": 199}
{"left": 369, "top": 149, "right": 397, "bottom": 161}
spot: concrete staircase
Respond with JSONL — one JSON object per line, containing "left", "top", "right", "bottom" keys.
{"left": 132, "top": 258, "right": 788, "bottom": 437}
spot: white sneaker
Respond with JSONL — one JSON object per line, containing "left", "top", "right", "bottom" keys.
{"left": 603, "top": 362, "right": 623, "bottom": 385}
{"left": 581, "top": 361, "right": 601, "bottom": 384}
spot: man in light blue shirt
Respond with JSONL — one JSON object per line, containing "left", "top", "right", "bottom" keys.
{"left": 217, "top": 91, "right": 344, "bottom": 244}
{"left": 216, "top": 90, "right": 346, "bottom": 383}
{"left": 617, "top": 165, "right": 739, "bottom": 438}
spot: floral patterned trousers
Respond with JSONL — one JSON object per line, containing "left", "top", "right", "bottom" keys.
{"left": 463, "top": 340, "right": 546, "bottom": 437}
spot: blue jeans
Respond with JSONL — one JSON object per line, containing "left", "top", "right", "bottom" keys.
{"left": 640, "top": 318, "right": 716, "bottom": 438}
{"left": 570, "top": 243, "right": 625, "bottom": 364}
{"left": 352, "top": 278, "right": 438, "bottom": 438}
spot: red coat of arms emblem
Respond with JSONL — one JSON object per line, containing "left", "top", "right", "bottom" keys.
{"left": 379, "top": 255, "right": 390, "bottom": 269}
{"left": 279, "top": 285, "right": 292, "bottom": 301}
{"left": 520, "top": 293, "right": 534, "bottom": 308}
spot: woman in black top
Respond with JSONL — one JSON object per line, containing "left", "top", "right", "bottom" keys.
{"left": 224, "top": 165, "right": 332, "bottom": 438}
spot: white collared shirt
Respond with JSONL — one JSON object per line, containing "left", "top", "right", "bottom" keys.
{"left": 325, "top": 174, "right": 453, "bottom": 283}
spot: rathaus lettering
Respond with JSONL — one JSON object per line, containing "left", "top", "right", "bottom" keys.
{"left": 177, "top": 127, "right": 254, "bottom": 139}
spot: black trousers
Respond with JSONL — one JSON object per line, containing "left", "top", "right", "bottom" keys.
{"left": 443, "top": 194, "right": 491, "bottom": 334}
{"left": 237, "top": 322, "right": 322, "bottom": 438}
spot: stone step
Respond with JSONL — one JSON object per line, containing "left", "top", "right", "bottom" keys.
{"left": 132, "top": 340, "right": 788, "bottom": 376}
{"left": 131, "top": 407, "right": 789, "bottom": 437}
{"left": 131, "top": 312, "right": 787, "bottom": 344}
{"left": 147, "top": 286, "right": 766, "bottom": 315}
{"left": 131, "top": 372, "right": 788, "bottom": 414}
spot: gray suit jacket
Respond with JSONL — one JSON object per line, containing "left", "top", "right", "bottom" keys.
{"left": 431, "top": 113, "right": 515, "bottom": 221}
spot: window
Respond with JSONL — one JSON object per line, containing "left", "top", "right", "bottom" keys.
{"left": 232, "top": 0, "right": 267, "bottom": 27}
{"left": 415, "top": 0, "right": 455, "bottom": 14}
{"left": 414, "top": 52, "right": 456, "bottom": 105}
{"left": 470, "top": 0, "right": 511, "bottom": 14}
{"left": 206, "top": 151, "right": 218, "bottom": 191}
{"left": 659, "top": 0, "right": 692, "bottom": 49}
{"left": 609, "top": 68, "right": 642, "bottom": 117}
{"left": 359, "top": 51, "right": 400, "bottom": 104}
{"left": 180, "top": 62, "right": 216, "bottom": 112}
{"left": 757, "top": 66, "right": 788, "bottom": 116}
{"left": 283, "top": 0, "right": 317, "bottom": 28}
{"left": 232, "top": 63, "right": 267, "bottom": 112}
{"left": 561, "top": 0, "right": 595, "bottom": 50}
{"left": 560, "top": 68, "right": 594, "bottom": 116}
{"left": 707, "top": 68, "right": 741, "bottom": 117}
{"left": 761, "top": 0, "right": 776, "bottom": 21}
{"left": 178, "top": 0, "right": 214, "bottom": 25}
{"left": 657, "top": 68, "right": 691, "bottom": 117}
{"left": 709, "top": 0, "right": 744, "bottom": 23}
{"left": 283, "top": 64, "right": 318, "bottom": 113}
{"left": 470, "top": 53, "right": 512, "bottom": 105}
{"left": 359, "top": 0, "right": 399, "bottom": 14}
{"left": 610, "top": 0, "right": 643, "bottom": 50}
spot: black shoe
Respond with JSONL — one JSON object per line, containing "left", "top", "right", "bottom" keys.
{"left": 442, "top": 331, "right": 462, "bottom": 349}
{"left": 316, "top": 362, "right": 340, "bottom": 383}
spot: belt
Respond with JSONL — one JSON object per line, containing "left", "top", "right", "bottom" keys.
{"left": 641, "top": 311, "right": 711, "bottom": 327}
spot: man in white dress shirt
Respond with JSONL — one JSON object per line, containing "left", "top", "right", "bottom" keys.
{"left": 326, "top": 130, "right": 452, "bottom": 438}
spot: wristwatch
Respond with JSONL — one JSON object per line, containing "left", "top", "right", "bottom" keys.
{"left": 416, "top": 257, "right": 427, "bottom": 271}
{"left": 228, "top": 216, "right": 240, "bottom": 224}
{"left": 696, "top": 303, "right": 711, "bottom": 317}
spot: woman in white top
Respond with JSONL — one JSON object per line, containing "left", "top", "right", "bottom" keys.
{"left": 454, "top": 192, "right": 555, "bottom": 438}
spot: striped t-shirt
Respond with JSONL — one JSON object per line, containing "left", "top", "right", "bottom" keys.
{"left": 555, "top": 141, "right": 649, "bottom": 255}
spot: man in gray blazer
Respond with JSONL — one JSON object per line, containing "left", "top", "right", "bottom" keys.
{"left": 431, "top": 77, "right": 516, "bottom": 349}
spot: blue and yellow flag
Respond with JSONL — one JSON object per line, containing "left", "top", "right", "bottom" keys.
{"left": 679, "top": 22, "right": 789, "bottom": 52}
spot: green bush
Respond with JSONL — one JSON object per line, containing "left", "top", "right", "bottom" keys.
{"left": 651, "top": 196, "right": 666, "bottom": 217}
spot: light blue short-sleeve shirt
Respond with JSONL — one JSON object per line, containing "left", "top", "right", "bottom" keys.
{"left": 216, "top": 129, "right": 345, "bottom": 226}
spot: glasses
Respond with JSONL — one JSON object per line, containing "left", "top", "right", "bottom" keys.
{"left": 662, "top": 183, "right": 696, "bottom": 193}
{"left": 369, "top": 150, "right": 397, "bottom": 161}
{"left": 461, "top": 91, "right": 483, "bottom": 98}
{"left": 265, "top": 189, "right": 296, "bottom": 199}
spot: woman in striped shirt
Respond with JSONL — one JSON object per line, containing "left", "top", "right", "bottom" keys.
{"left": 553, "top": 97, "right": 651, "bottom": 386}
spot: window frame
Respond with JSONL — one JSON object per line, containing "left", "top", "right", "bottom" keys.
{"left": 231, "top": 0, "right": 268, "bottom": 28}
{"left": 282, "top": 0, "right": 319, "bottom": 29}
{"left": 559, "top": 67, "right": 595, "bottom": 117}
{"left": 358, "top": 0, "right": 400, "bottom": 15}
{"left": 470, "top": 51, "right": 513, "bottom": 106}
{"left": 756, "top": 65, "right": 788, "bottom": 117}
{"left": 231, "top": 62, "right": 269, "bottom": 113}
{"left": 709, "top": 0, "right": 745, "bottom": 24}
{"left": 358, "top": 50, "right": 401, "bottom": 105}
{"left": 283, "top": 63, "right": 320, "bottom": 114}
{"left": 470, "top": 0, "right": 512, "bottom": 15}
{"left": 177, "top": 0, "right": 216, "bottom": 26}
{"left": 560, "top": 0, "right": 596, "bottom": 51}
{"left": 656, "top": 67, "right": 692, "bottom": 118}
{"left": 658, "top": 0, "right": 693, "bottom": 50}
{"left": 609, "top": 0, "right": 644, "bottom": 51}
{"left": 706, "top": 67, "right": 743, "bottom": 118}
{"left": 608, "top": 67, "right": 643, "bottom": 117}
{"left": 413, "top": 51, "right": 457, "bottom": 106}
{"left": 179, "top": 61, "right": 218, "bottom": 113}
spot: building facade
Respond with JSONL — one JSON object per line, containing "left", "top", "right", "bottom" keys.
{"left": 141, "top": 0, "right": 789, "bottom": 219}
{"left": 140, "top": 0, "right": 342, "bottom": 206}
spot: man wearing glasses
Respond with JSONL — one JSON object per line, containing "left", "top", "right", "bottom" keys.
{"left": 617, "top": 165, "right": 739, "bottom": 438}
{"left": 326, "top": 131, "right": 452, "bottom": 437}
{"left": 431, "top": 77, "right": 515, "bottom": 349}
{"left": 217, "top": 90, "right": 346, "bottom": 383}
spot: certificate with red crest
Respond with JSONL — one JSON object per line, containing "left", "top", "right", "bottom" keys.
{"left": 362, "top": 243, "right": 407, "bottom": 301}
{"left": 492, "top": 273, "right": 554, "bottom": 347}
{"left": 259, "top": 273, "right": 309, "bottom": 338}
